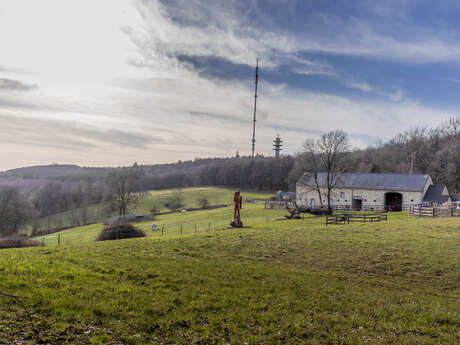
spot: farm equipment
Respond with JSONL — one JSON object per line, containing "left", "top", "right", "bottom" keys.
{"left": 285, "top": 203, "right": 330, "bottom": 219}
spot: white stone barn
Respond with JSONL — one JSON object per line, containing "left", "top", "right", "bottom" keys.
{"left": 296, "top": 172, "right": 451, "bottom": 211}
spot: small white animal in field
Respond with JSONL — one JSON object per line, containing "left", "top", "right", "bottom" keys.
{"left": 151, "top": 223, "right": 159, "bottom": 230}
{"left": 180, "top": 209, "right": 188, "bottom": 213}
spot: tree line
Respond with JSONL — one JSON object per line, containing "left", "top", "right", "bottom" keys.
{"left": 348, "top": 117, "right": 460, "bottom": 193}
{"left": 3, "top": 117, "right": 460, "bottom": 236}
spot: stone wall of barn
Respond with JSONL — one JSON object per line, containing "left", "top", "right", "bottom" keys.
{"left": 296, "top": 185, "right": 424, "bottom": 210}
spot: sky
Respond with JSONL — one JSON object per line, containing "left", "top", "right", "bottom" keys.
{"left": 1, "top": 0, "right": 460, "bottom": 170}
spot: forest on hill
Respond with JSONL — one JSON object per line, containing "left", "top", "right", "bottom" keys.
{"left": 2, "top": 117, "right": 460, "bottom": 234}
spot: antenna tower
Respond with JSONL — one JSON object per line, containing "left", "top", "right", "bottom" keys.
{"left": 273, "top": 134, "right": 283, "bottom": 158}
{"left": 251, "top": 59, "right": 259, "bottom": 157}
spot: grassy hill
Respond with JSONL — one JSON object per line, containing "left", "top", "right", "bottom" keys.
{"left": 2, "top": 202, "right": 460, "bottom": 343}
{"left": 34, "top": 187, "right": 274, "bottom": 232}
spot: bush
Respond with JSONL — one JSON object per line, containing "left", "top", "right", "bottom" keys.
{"left": 164, "top": 190, "right": 184, "bottom": 212}
{"left": 96, "top": 223, "right": 146, "bottom": 242}
{"left": 0, "top": 235, "right": 40, "bottom": 250}
{"left": 198, "top": 196, "right": 209, "bottom": 209}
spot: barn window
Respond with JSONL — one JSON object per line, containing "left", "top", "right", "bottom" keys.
{"left": 340, "top": 192, "right": 345, "bottom": 198}
{"left": 364, "top": 199, "right": 367, "bottom": 202}
{"left": 411, "top": 199, "right": 414, "bottom": 202}
{"left": 373, "top": 200, "right": 376, "bottom": 202}
{"left": 345, "top": 200, "right": 348, "bottom": 202}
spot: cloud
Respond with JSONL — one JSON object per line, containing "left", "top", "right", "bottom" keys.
{"left": 0, "top": 0, "right": 456, "bottom": 170}
{"left": 0, "top": 78, "right": 38, "bottom": 91}
{"left": 130, "top": 0, "right": 460, "bottom": 72}
{"left": 291, "top": 58, "right": 336, "bottom": 77}
{"left": 0, "top": 113, "right": 155, "bottom": 151}
{"left": 345, "top": 80, "right": 406, "bottom": 102}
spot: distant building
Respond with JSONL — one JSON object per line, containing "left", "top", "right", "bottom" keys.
{"left": 296, "top": 172, "right": 451, "bottom": 211}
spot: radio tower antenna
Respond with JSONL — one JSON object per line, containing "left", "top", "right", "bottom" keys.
{"left": 273, "top": 134, "right": 283, "bottom": 158}
{"left": 251, "top": 59, "right": 259, "bottom": 157}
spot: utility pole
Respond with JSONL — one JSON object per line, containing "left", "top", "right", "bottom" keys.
{"left": 251, "top": 59, "right": 259, "bottom": 158}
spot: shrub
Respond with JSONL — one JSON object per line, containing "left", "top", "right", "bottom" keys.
{"left": 150, "top": 205, "right": 158, "bottom": 215}
{"left": 164, "top": 190, "right": 184, "bottom": 212}
{"left": 198, "top": 196, "right": 209, "bottom": 209}
{"left": 96, "top": 223, "right": 146, "bottom": 242}
{"left": 0, "top": 235, "right": 40, "bottom": 250}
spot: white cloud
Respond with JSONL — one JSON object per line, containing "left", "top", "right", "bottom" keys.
{"left": 0, "top": 0, "right": 455, "bottom": 170}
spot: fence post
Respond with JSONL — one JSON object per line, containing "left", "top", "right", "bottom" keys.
{"left": 162, "top": 225, "right": 164, "bottom": 236}
{"left": 42, "top": 237, "right": 45, "bottom": 246}
{"left": 58, "top": 234, "right": 60, "bottom": 246}
{"left": 181, "top": 224, "right": 183, "bottom": 235}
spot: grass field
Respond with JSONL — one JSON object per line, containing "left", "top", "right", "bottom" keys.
{"left": 2, "top": 191, "right": 460, "bottom": 343}
{"left": 34, "top": 187, "right": 273, "bottom": 232}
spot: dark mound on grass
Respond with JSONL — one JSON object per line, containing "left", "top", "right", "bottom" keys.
{"left": 0, "top": 236, "right": 40, "bottom": 250}
{"left": 96, "top": 223, "right": 146, "bottom": 242}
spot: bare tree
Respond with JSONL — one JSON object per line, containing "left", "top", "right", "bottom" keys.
{"left": 198, "top": 195, "right": 209, "bottom": 209}
{"left": 0, "top": 187, "right": 34, "bottom": 235}
{"left": 302, "top": 130, "right": 350, "bottom": 213}
{"left": 302, "top": 139, "right": 325, "bottom": 207}
{"left": 106, "top": 168, "right": 145, "bottom": 216}
{"left": 164, "top": 189, "right": 184, "bottom": 212}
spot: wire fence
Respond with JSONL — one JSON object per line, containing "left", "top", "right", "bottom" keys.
{"left": 0, "top": 214, "right": 291, "bottom": 248}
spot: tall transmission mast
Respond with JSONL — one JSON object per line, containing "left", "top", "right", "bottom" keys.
{"left": 251, "top": 59, "right": 259, "bottom": 157}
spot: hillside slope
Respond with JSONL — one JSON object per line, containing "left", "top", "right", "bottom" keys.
{"left": 33, "top": 187, "right": 273, "bottom": 233}
{"left": 1, "top": 210, "right": 460, "bottom": 344}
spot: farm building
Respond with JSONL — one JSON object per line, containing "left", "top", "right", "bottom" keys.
{"left": 296, "top": 172, "right": 451, "bottom": 211}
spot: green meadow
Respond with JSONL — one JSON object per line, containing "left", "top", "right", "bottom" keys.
{"left": 2, "top": 188, "right": 460, "bottom": 344}
{"left": 35, "top": 187, "right": 272, "bottom": 231}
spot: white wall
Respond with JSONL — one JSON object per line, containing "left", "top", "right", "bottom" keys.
{"left": 296, "top": 185, "right": 424, "bottom": 209}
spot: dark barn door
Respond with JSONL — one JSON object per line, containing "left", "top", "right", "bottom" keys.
{"left": 385, "top": 192, "right": 403, "bottom": 211}
{"left": 352, "top": 198, "right": 362, "bottom": 210}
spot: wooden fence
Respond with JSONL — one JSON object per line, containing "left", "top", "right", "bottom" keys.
{"left": 410, "top": 206, "right": 460, "bottom": 217}
{"left": 326, "top": 213, "right": 387, "bottom": 226}
{"left": 331, "top": 205, "right": 412, "bottom": 212}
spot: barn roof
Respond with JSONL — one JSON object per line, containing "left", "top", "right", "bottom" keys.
{"left": 422, "top": 184, "right": 451, "bottom": 203}
{"left": 297, "top": 172, "right": 430, "bottom": 192}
